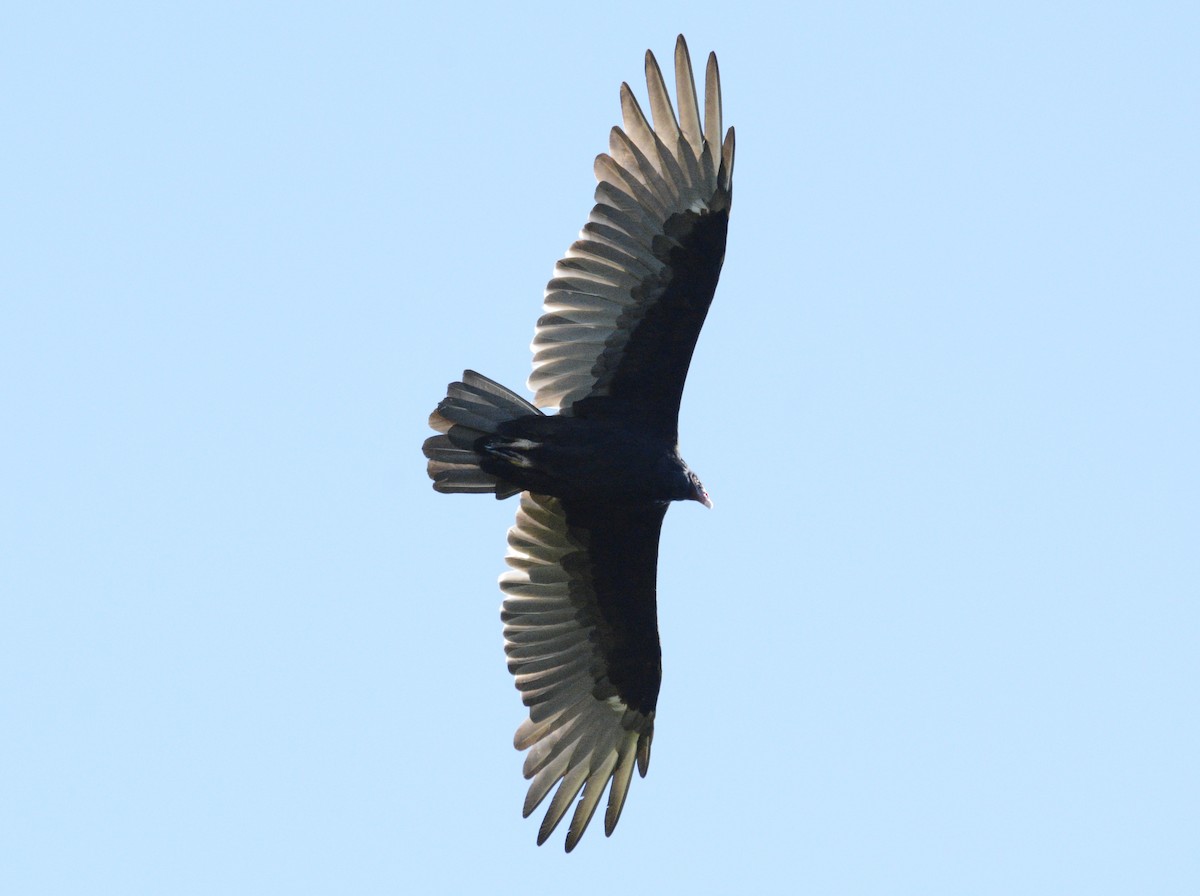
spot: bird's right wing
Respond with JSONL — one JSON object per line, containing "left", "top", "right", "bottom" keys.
{"left": 501, "top": 492, "right": 667, "bottom": 851}
{"left": 529, "top": 36, "right": 735, "bottom": 440}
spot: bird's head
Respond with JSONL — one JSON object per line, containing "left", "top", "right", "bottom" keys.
{"left": 665, "top": 451, "right": 713, "bottom": 508}
{"left": 687, "top": 469, "right": 713, "bottom": 509}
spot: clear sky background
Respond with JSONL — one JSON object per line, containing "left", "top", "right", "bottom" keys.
{"left": 3, "top": 2, "right": 1197, "bottom": 893}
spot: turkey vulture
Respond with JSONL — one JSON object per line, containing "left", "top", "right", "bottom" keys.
{"left": 422, "top": 36, "right": 734, "bottom": 850}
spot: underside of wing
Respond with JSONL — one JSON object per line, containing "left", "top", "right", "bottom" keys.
{"left": 500, "top": 493, "right": 667, "bottom": 851}
{"left": 529, "top": 36, "right": 736, "bottom": 438}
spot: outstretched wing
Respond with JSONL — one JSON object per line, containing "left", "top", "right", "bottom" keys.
{"left": 501, "top": 492, "right": 667, "bottom": 851}
{"left": 529, "top": 36, "right": 736, "bottom": 440}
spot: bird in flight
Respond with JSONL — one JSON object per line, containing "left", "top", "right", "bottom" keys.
{"left": 423, "top": 35, "right": 734, "bottom": 851}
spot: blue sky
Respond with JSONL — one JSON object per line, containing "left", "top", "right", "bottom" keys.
{"left": 3, "top": 2, "right": 1197, "bottom": 893}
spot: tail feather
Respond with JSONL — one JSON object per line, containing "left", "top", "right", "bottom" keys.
{"left": 423, "top": 370, "right": 542, "bottom": 498}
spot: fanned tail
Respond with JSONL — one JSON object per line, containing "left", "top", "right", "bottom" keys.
{"left": 423, "top": 370, "right": 543, "bottom": 498}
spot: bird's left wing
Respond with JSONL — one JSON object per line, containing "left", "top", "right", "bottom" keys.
{"left": 501, "top": 492, "right": 667, "bottom": 851}
{"left": 529, "top": 36, "right": 735, "bottom": 440}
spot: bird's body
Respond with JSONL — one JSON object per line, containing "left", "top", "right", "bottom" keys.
{"left": 481, "top": 413, "right": 706, "bottom": 506}
{"left": 422, "top": 36, "right": 734, "bottom": 850}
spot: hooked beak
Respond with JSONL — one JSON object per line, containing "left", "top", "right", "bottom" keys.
{"left": 694, "top": 484, "right": 713, "bottom": 509}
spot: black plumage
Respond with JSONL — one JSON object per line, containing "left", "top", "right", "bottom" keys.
{"left": 422, "top": 36, "right": 734, "bottom": 850}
